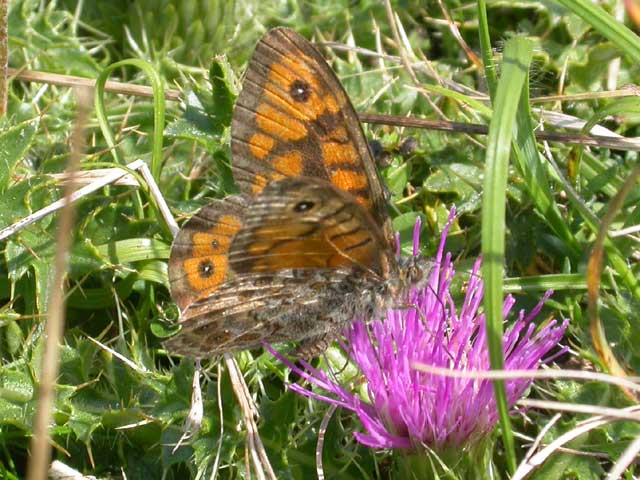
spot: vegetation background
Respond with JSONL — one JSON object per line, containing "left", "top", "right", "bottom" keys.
{"left": 1, "top": 0, "right": 639, "bottom": 478}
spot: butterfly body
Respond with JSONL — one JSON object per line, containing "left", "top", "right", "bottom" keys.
{"left": 165, "top": 28, "right": 429, "bottom": 358}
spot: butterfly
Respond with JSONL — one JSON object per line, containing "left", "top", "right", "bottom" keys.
{"left": 165, "top": 27, "right": 430, "bottom": 358}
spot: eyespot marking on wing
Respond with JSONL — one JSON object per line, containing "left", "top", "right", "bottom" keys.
{"left": 289, "top": 79, "right": 312, "bottom": 103}
{"left": 265, "top": 53, "right": 345, "bottom": 121}
{"left": 231, "top": 28, "right": 390, "bottom": 232}
{"left": 184, "top": 214, "right": 242, "bottom": 293}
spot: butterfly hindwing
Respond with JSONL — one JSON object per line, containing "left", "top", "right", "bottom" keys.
{"left": 168, "top": 195, "right": 247, "bottom": 311}
{"left": 228, "top": 177, "right": 388, "bottom": 277}
{"left": 163, "top": 269, "right": 353, "bottom": 358}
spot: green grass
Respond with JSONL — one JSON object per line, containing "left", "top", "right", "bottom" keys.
{"left": 2, "top": 0, "right": 640, "bottom": 478}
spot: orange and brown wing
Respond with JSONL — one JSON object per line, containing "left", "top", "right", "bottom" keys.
{"left": 163, "top": 269, "right": 350, "bottom": 358}
{"left": 168, "top": 196, "right": 246, "bottom": 311}
{"left": 231, "top": 27, "right": 390, "bottom": 229}
{"left": 163, "top": 273, "right": 290, "bottom": 357}
{"left": 228, "top": 177, "right": 390, "bottom": 278}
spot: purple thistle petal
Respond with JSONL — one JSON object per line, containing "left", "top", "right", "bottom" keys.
{"left": 269, "top": 206, "right": 568, "bottom": 452}
{"left": 412, "top": 215, "right": 422, "bottom": 256}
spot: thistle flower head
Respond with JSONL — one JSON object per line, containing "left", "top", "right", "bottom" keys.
{"left": 268, "top": 208, "right": 568, "bottom": 451}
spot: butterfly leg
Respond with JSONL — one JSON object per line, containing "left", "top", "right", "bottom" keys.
{"left": 395, "top": 302, "right": 429, "bottom": 325}
{"left": 293, "top": 333, "right": 336, "bottom": 359}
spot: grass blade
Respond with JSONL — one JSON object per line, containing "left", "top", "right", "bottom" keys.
{"left": 554, "top": 0, "right": 640, "bottom": 64}
{"left": 482, "top": 36, "right": 534, "bottom": 475}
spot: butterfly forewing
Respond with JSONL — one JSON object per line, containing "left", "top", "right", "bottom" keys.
{"left": 231, "top": 28, "right": 390, "bottom": 231}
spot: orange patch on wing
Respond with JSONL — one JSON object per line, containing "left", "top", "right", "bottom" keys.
{"left": 191, "top": 215, "right": 242, "bottom": 257}
{"left": 325, "top": 125, "right": 348, "bottom": 143}
{"left": 256, "top": 103, "right": 307, "bottom": 141}
{"left": 268, "top": 63, "right": 318, "bottom": 121}
{"left": 262, "top": 83, "right": 311, "bottom": 121}
{"left": 324, "top": 220, "right": 375, "bottom": 267}
{"left": 355, "top": 195, "right": 373, "bottom": 209}
{"left": 248, "top": 133, "right": 275, "bottom": 160}
{"left": 270, "top": 172, "right": 286, "bottom": 182}
{"left": 327, "top": 238, "right": 374, "bottom": 267}
{"left": 185, "top": 215, "right": 242, "bottom": 291}
{"left": 246, "top": 222, "right": 332, "bottom": 271}
{"left": 252, "top": 238, "right": 330, "bottom": 270}
{"left": 273, "top": 151, "right": 303, "bottom": 176}
{"left": 330, "top": 169, "right": 369, "bottom": 192}
{"left": 322, "top": 142, "right": 358, "bottom": 166}
{"left": 270, "top": 55, "right": 320, "bottom": 93}
{"left": 333, "top": 229, "right": 371, "bottom": 254}
{"left": 322, "top": 91, "right": 345, "bottom": 114}
{"left": 251, "top": 174, "right": 269, "bottom": 194}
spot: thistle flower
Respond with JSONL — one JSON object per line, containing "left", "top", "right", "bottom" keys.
{"left": 267, "top": 208, "right": 568, "bottom": 454}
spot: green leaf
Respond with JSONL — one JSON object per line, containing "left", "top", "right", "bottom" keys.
{"left": 95, "top": 238, "right": 170, "bottom": 264}
{"left": 209, "top": 57, "right": 235, "bottom": 128}
{"left": 3, "top": 318, "right": 24, "bottom": 356}
{"left": 1, "top": 178, "right": 58, "bottom": 312}
{"left": 0, "top": 118, "right": 39, "bottom": 194}
{"left": 511, "top": 70, "right": 581, "bottom": 257}
{"left": 0, "top": 365, "right": 35, "bottom": 429}
{"left": 553, "top": 0, "right": 640, "bottom": 65}
{"left": 582, "top": 97, "right": 640, "bottom": 134}
{"left": 67, "top": 274, "right": 137, "bottom": 309}
{"left": 67, "top": 407, "right": 101, "bottom": 444}
{"left": 392, "top": 211, "right": 421, "bottom": 253}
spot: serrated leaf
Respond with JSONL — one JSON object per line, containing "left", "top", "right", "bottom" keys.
{"left": 209, "top": 57, "right": 235, "bottom": 127}
{"left": 0, "top": 176, "right": 58, "bottom": 310}
{"left": 0, "top": 118, "right": 38, "bottom": 194}
{"left": 165, "top": 57, "right": 236, "bottom": 148}
{"left": 67, "top": 407, "right": 101, "bottom": 444}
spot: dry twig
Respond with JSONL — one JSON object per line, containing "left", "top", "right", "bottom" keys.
{"left": 26, "top": 87, "right": 91, "bottom": 480}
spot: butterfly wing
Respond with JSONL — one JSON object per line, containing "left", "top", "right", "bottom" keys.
{"left": 163, "top": 269, "right": 353, "bottom": 357}
{"left": 166, "top": 28, "right": 404, "bottom": 357}
{"left": 231, "top": 28, "right": 391, "bottom": 233}
{"left": 228, "top": 176, "right": 391, "bottom": 278}
{"left": 165, "top": 178, "right": 393, "bottom": 357}
{"left": 168, "top": 196, "right": 246, "bottom": 311}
